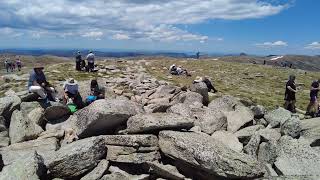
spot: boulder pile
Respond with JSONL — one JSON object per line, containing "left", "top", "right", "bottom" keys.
{"left": 0, "top": 64, "right": 319, "bottom": 180}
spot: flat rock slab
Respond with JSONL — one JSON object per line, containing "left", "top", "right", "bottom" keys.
{"left": 80, "top": 159, "right": 109, "bottom": 180}
{"left": 0, "top": 151, "right": 46, "bottom": 180}
{"left": 125, "top": 113, "right": 194, "bottom": 134}
{"left": 65, "top": 99, "right": 142, "bottom": 138}
{"left": 48, "top": 136, "right": 106, "bottom": 178}
{"left": 147, "top": 161, "right": 185, "bottom": 180}
{"left": 104, "top": 135, "right": 158, "bottom": 147}
{"left": 265, "top": 107, "right": 291, "bottom": 127}
{"left": 211, "top": 130, "right": 243, "bottom": 152}
{"left": 44, "top": 102, "right": 70, "bottom": 122}
{"left": 235, "top": 125, "right": 265, "bottom": 144}
{"left": 0, "top": 137, "right": 58, "bottom": 166}
{"left": 159, "top": 131, "right": 264, "bottom": 179}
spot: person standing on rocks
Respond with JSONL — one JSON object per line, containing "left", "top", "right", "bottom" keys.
{"left": 4, "top": 59, "right": 9, "bottom": 73}
{"left": 75, "top": 51, "right": 82, "bottom": 71}
{"left": 86, "top": 50, "right": 95, "bottom": 72}
{"left": 16, "top": 56, "right": 22, "bottom": 71}
{"left": 306, "top": 79, "right": 320, "bottom": 117}
{"left": 284, "top": 75, "right": 297, "bottom": 113}
{"left": 28, "top": 64, "right": 58, "bottom": 103}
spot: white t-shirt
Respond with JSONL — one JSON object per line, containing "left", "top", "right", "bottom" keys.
{"left": 86, "top": 53, "right": 95, "bottom": 63}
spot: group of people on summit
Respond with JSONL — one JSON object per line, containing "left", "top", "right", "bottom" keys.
{"left": 28, "top": 62, "right": 104, "bottom": 112}
{"left": 284, "top": 75, "right": 320, "bottom": 117}
{"left": 3, "top": 56, "right": 22, "bottom": 72}
{"left": 75, "top": 51, "right": 96, "bottom": 72}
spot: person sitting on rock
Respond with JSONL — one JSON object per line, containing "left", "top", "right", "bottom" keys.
{"left": 193, "top": 76, "right": 218, "bottom": 93}
{"left": 284, "top": 75, "right": 297, "bottom": 113}
{"left": 306, "top": 79, "right": 320, "bottom": 117}
{"left": 86, "top": 79, "right": 105, "bottom": 105}
{"left": 169, "top": 64, "right": 178, "bottom": 75}
{"left": 28, "top": 64, "right": 58, "bottom": 103}
{"left": 63, "top": 78, "right": 84, "bottom": 110}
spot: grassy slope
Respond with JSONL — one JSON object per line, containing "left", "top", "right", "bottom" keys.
{"left": 145, "top": 59, "right": 320, "bottom": 110}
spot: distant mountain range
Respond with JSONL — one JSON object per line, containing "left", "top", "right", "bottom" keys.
{"left": 0, "top": 49, "right": 197, "bottom": 58}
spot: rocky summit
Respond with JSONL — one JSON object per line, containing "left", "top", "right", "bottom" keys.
{"left": 0, "top": 60, "right": 319, "bottom": 180}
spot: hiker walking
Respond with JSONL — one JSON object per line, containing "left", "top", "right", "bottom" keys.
{"left": 196, "top": 52, "right": 200, "bottom": 59}
{"left": 306, "top": 79, "right": 320, "bottom": 117}
{"left": 4, "top": 59, "right": 9, "bottom": 73}
{"left": 75, "top": 51, "right": 82, "bottom": 71}
{"left": 284, "top": 75, "right": 297, "bottom": 113}
{"left": 16, "top": 56, "right": 22, "bottom": 71}
{"left": 28, "top": 64, "right": 58, "bottom": 103}
{"left": 86, "top": 50, "right": 95, "bottom": 72}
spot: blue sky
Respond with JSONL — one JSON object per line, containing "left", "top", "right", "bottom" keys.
{"left": 0, "top": 0, "right": 319, "bottom": 55}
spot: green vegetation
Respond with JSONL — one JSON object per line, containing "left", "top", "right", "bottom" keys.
{"left": 145, "top": 59, "right": 320, "bottom": 110}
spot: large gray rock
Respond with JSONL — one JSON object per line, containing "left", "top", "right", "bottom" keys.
{"left": 125, "top": 113, "right": 194, "bottom": 134}
{"left": 265, "top": 107, "right": 291, "bottom": 128}
{"left": 64, "top": 99, "right": 142, "bottom": 138}
{"left": 250, "top": 105, "right": 266, "bottom": 119}
{"left": 147, "top": 161, "right": 185, "bottom": 180}
{"left": 159, "top": 131, "right": 264, "bottom": 179}
{"left": 101, "top": 166, "right": 149, "bottom": 180}
{"left": 0, "top": 151, "right": 46, "bottom": 180}
{"left": 44, "top": 102, "right": 70, "bottom": 122}
{"left": 226, "top": 105, "right": 254, "bottom": 132}
{"left": 280, "top": 116, "right": 302, "bottom": 138}
{"left": 80, "top": 159, "right": 109, "bottom": 180}
{"left": 190, "top": 82, "right": 209, "bottom": 105}
{"left": 208, "top": 95, "right": 242, "bottom": 113}
{"left": 211, "top": 130, "right": 243, "bottom": 152}
{"left": 0, "top": 96, "right": 21, "bottom": 126}
{"left": 258, "top": 128, "right": 281, "bottom": 142}
{"left": 274, "top": 136, "right": 320, "bottom": 176}
{"left": 234, "top": 125, "right": 265, "bottom": 145}
{"left": 166, "top": 103, "right": 192, "bottom": 117}
{"left": 48, "top": 136, "right": 106, "bottom": 178}
{"left": 193, "top": 108, "right": 227, "bottom": 135}
{"left": 104, "top": 135, "right": 158, "bottom": 147}
{"left": 258, "top": 142, "right": 277, "bottom": 164}
{"left": 177, "top": 91, "right": 203, "bottom": 107}
{"left": 300, "top": 117, "right": 320, "bottom": 144}
{"left": 9, "top": 110, "right": 44, "bottom": 144}
{"left": 107, "top": 147, "right": 160, "bottom": 164}
{"left": 243, "top": 133, "right": 261, "bottom": 157}
{"left": 0, "top": 137, "right": 59, "bottom": 166}
{"left": 148, "top": 85, "right": 179, "bottom": 99}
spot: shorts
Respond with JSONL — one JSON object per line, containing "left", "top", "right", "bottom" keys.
{"left": 310, "top": 96, "right": 317, "bottom": 102}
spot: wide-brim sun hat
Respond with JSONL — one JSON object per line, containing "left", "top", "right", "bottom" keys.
{"left": 66, "top": 78, "right": 78, "bottom": 86}
{"left": 34, "top": 63, "right": 44, "bottom": 69}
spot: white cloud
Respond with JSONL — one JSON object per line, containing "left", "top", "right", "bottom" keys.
{"left": 81, "top": 31, "right": 103, "bottom": 38}
{"left": 112, "top": 34, "right": 130, "bottom": 40}
{"left": 256, "top": 41, "right": 288, "bottom": 47}
{"left": 0, "top": 0, "right": 289, "bottom": 42}
{"left": 305, "top": 42, "right": 320, "bottom": 50}
{"left": 0, "top": 27, "right": 23, "bottom": 37}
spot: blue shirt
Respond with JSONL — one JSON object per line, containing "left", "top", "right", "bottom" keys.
{"left": 28, "top": 70, "right": 47, "bottom": 88}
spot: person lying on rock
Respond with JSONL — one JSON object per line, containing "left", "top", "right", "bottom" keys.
{"left": 306, "top": 79, "right": 320, "bottom": 117}
{"left": 63, "top": 78, "right": 84, "bottom": 110}
{"left": 85, "top": 79, "right": 105, "bottom": 105}
{"left": 28, "top": 64, "right": 58, "bottom": 103}
{"left": 193, "top": 76, "right": 218, "bottom": 93}
{"left": 169, "top": 64, "right": 191, "bottom": 76}
{"left": 284, "top": 75, "right": 297, "bottom": 113}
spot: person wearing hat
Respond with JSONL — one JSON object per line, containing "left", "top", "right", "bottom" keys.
{"left": 75, "top": 51, "right": 82, "bottom": 71}
{"left": 86, "top": 50, "right": 95, "bottom": 72}
{"left": 63, "top": 78, "right": 83, "bottom": 109}
{"left": 28, "top": 64, "right": 57, "bottom": 103}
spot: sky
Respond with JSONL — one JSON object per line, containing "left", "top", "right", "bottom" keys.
{"left": 0, "top": 0, "right": 319, "bottom": 55}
